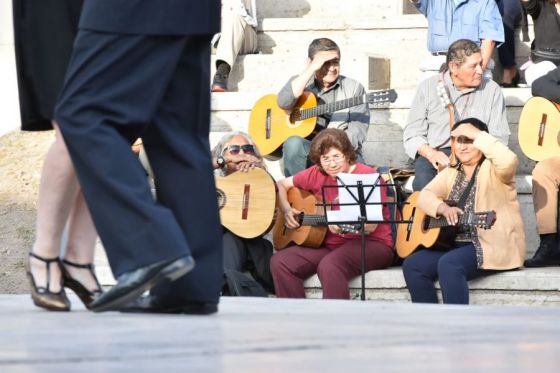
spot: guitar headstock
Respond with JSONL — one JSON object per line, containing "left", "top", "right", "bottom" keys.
{"left": 366, "top": 89, "right": 398, "bottom": 107}
{"left": 474, "top": 211, "right": 497, "bottom": 229}
{"left": 340, "top": 224, "right": 361, "bottom": 235}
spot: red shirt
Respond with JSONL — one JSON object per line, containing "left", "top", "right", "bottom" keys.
{"left": 293, "top": 163, "right": 393, "bottom": 249}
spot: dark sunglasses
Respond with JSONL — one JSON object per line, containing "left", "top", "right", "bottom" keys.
{"left": 452, "top": 136, "right": 474, "bottom": 145}
{"left": 224, "top": 144, "right": 256, "bottom": 155}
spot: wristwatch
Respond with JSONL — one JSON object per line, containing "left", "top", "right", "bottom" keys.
{"left": 216, "top": 156, "right": 226, "bottom": 169}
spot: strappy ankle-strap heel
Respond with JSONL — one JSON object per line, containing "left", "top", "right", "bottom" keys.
{"left": 60, "top": 259, "right": 103, "bottom": 309}
{"left": 26, "top": 252, "right": 71, "bottom": 311}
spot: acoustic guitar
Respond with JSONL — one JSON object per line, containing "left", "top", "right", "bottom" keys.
{"left": 273, "top": 188, "right": 360, "bottom": 250}
{"left": 395, "top": 192, "right": 496, "bottom": 258}
{"left": 248, "top": 89, "right": 398, "bottom": 157}
{"left": 215, "top": 168, "right": 277, "bottom": 239}
{"left": 518, "top": 96, "right": 560, "bottom": 161}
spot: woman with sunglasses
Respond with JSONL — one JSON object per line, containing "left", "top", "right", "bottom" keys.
{"left": 211, "top": 132, "right": 275, "bottom": 294}
{"left": 270, "top": 128, "right": 394, "bottom": 299}
{"left": 402, "top": 118, "right": 526, "bottom": 304}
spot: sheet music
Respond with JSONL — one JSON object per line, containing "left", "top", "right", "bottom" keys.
{"left": 326, "top": 173, "right": 383, "bottom": 223}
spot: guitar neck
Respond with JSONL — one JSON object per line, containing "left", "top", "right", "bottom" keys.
{"left": 425, "top": 212, "right": 475, "bottom": 229}
{"left": 301, "top": 214, "right": 328, "bottom": 226}
{"left": 298, "top": 91, "right": 391, "bottom": 120}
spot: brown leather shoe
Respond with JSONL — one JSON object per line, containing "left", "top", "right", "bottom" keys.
{"left": 27, "top": 252, "right": 71, "bottom": 311}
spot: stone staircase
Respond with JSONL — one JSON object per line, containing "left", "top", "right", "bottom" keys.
{"left": 203, "top": 0, "right": 558, "bottom": 305}
{"left": 76, "top": 0, "right": 559, "bottom": 306}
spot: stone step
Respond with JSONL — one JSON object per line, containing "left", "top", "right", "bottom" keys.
{"left": 303, "top": 267, "right": 560, "bottom": 306}
{"left": 210, "top": 88, "right": 537, "bottom": 174}
{"left": 258, "top": 0, "right": 408, "bottom": 19}
{"left": 94, "top": 247, "right": 558, "bottom": 307}
{"left": 213, "top": 16, "right": 536, "bottom": 91}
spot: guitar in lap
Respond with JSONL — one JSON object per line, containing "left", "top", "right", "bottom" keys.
{"left": 518, "top": 96, "right": 560, "bottom": 161}
{"left": 215, "top": 168, "right": 277, "bottom": 239}
{"left": 273, "top": 188, "right": 360, "bottom": 250}
{"left": 395, "top": 192, "right": 496, "bottom": 258}
{"left": 248, "top": 89, "right": 398, "bottom": 158}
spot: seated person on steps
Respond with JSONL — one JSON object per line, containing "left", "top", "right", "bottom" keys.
{"left": 270, "top": 129, "right": 394, "bottom": 299}
{"left": 520, "top": 0, "right": 560, "bottom": 87}
{"left": 524, "top": 66, "right": 560, "bottom": 267}
{"left": 277, "top": 38, "right": 370, "bottom": 177}
{"left": 402, "top": 118, "right": 526, "bottom": 304}
{"left": 403, "top": 39, "right": 510, "bottom": 192}
{"left": 410, "top": 0, "right": 504, "bottom": 81}
{"left": 211, "top": 132, "right": 275, "bottom": 293}
{"left": 211, "top": 0, "right": 258, "bottom": 92}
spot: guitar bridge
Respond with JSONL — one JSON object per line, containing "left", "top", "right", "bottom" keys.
{"left": 538, "top": 113, "right": 547, "bottom": 146}
{"left": 265, "top": 109, "right": 271, "bottom": 139}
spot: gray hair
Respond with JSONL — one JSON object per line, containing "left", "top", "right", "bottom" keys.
{"left": 211, "top": 131, "right": 263, "bottom": 160}
{"left": 446, "top": 39, "right": 481, "bottom": 68}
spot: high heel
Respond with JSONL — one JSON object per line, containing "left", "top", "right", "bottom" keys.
{"left": 26, "top": 252, "right": 71, "bottom": 311}
{"left": 60, "top": 259, "right": 103, "bottom": 309}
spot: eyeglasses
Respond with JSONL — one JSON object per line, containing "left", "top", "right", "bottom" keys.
{"left": 452, "top": 136, "right": 474, "bottom": 145}
{"left": 320, "top": 154, "right": 345, "bottom": 165}
{"left": 223, "top": 144, "right": 256, "bottom": 155}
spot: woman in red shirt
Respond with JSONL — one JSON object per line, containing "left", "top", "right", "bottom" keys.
{"left": 271, "top": 129, "right": 394, "bottom": 298}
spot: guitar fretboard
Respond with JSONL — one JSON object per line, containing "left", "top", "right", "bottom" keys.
{"left": 296, "top": 91, "right": 393, "bottom": 120}
{"left": 299, "top": 96, "right": 366, "bottom": 120}
{"left": 301, "top": 214, "right": 328, "bottom": 226}
{"left": 426, "top": 211, "right": 478, "bottom": 229}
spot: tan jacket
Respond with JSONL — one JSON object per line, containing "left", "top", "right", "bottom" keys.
{"left": 418, "top": 131, "right": 526, "bottom": 270}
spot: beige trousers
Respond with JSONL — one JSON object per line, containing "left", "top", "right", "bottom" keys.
{"left": 532, "top": 156, "right": 560, "bottom": 234}
{"left": 215, "top": 13, "right": 257, "bottom": 68}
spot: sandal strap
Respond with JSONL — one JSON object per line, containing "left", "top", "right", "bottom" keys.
{"left": 28, "top": 252, "right": 61, "bottom": 292}
{"left": 29, "top": 251, "right": 60, "bottom": 263}
{"left": 61, "top": 259, "right": 103, "bottom": 293}
{"left": 62, "top": 259, "right": 95, "bottom": 270}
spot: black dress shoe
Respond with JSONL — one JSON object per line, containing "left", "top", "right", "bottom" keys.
{"left": 524, "top": 234, "right": 560, "bottom": 267}
{"left": 120, "top": 295, "right": 218, "bottom": 315}
{"left": 89, "top": 255, "right": 195, "bottom": 313}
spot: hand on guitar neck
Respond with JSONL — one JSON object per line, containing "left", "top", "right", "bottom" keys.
{"left": 281, "top": 206, "right": 303, "bottom": 229}
{"left": 436, "top": 203, "right": 464, "bottom": 226}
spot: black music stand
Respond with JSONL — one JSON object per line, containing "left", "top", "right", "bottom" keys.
{"left": 320, "top": 173, "right": 400, "bottom": 301}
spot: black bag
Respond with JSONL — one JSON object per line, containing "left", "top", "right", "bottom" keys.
{"left": 223, "top": 269, "right": 269, "bottom": 297}
{"left": 531, "top": 48, "right": 560, "bottom": 66}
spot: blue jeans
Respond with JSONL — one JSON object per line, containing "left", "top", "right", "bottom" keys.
{"left": 496, "top": 0, "right": 522, "bottom": 68}
{"left": 402, "top": 243, "right": 497, "bottom": 304}
{"left": 412, "top": 147, "right": 451, "bottom": 191}
{"left": 282, "top": 136, "right": 312, "bottom": 177}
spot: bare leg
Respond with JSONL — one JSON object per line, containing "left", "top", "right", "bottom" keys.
{"left": 63, "top": 191, "right": 100, "bottom": 292}
{"left": 30, "top": 123, "right": 81, "bottom": 292}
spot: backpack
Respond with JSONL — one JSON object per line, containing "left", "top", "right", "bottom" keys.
{"left": 223, "top": 269, "right": 269, "bottom": 297}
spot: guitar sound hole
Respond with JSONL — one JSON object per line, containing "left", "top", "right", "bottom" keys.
{"left": 290, "top": 111, "right": 301, "bottom": 123}
{"left": 217, "top": 189, "right": 226, "bottom": 209}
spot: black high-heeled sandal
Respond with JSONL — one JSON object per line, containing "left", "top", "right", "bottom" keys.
{"left": 27, "top": 252, "right": 71, "bottom": 311}
{"left": 60, "top": 259, "right": 103, "bottom": 309}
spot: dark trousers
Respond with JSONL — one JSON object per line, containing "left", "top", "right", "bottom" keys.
{"left": 497, "top": 0, "right": 523, "bottom": 68}
{"left": 223, "top": 231, "right": 274, "bottom": 292}
{"left": 55, "top": 31, "right": 223, "bottom": 303}
{"left": 270, "top": 240, "right": 393, "bottom": 299}
{"left": 412, "top": 147, "right": 451, "bottom": 191}
{"left": 402, "top": 244, "right": 497, "bottom": 304}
